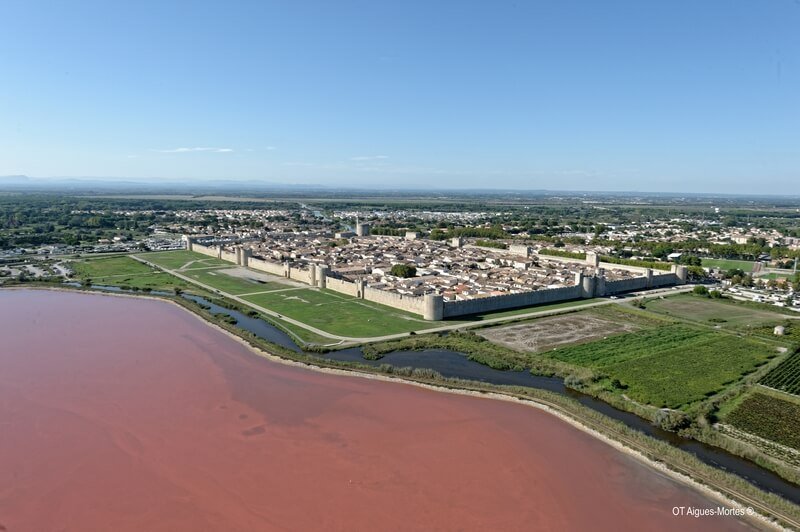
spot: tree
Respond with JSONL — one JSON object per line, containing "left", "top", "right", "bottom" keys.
{"left": 686, "top": 265, "right": 706, "bottom": 281}
{"left": 692, "top": 285, "right": 709, "bottom": 296}
{"left": 389, "top": 264, "right": 417, "bottom": 278}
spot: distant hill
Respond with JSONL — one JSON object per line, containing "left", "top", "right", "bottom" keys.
{"left": 0, "top": 175, "right": 31, "bottom": 183}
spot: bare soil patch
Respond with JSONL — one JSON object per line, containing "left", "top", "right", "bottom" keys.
{"left": 479, "top": 311, "right": 638, "bottom": 353}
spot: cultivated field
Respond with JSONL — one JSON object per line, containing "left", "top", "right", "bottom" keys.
{"left": 645, "top": 295, "right": 789, "bottom": 330}
{"left": 725, "top": 390, "right": 800, "bottom": 452}
{"left": 478, "top": 308, "right": 643, "bottom": 353}
{"left": 761, "top": 352, "right": 800, "bottom": 396}
{"left": 701, "top": 258, "right": 756, "bottom": 272}
{"left": 546, "top": 324, "right": 777, "bottom": 408}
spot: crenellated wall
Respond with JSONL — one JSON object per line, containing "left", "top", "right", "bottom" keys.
{"left": 220, "top": 250, "right": 237, "bottom": 264}
{"left": 603, "top": 276, "right": 649, "bottom": 294}
{"left": 652, "top": 272, "right": 679, "bottom": 287}
{"left": 184, "top": 237, "right": 681, "bottom": 321}
{"left": 441, "top": 285, "right": 582, "bottom": 318}
{"left": 248, "top": 257, "right": 286, "bottom": 276}
{"left": 193, "top": 243, "right": 221, "bottom": 259}
{"left": 326, "top": 276, "right": 361, "bottom": 297}
{"left": 362, "top": 286, "right": 427, "bottom": 314}
{"left": 290, "top": 267, "right": 313, "bottom": 285}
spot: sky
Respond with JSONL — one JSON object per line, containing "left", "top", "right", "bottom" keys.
{"left": 1, "top": 0, "right": 798, "bottom": 193}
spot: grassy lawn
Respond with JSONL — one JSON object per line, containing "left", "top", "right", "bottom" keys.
{"left": 269, "top": 317, "right": 343, "bottom": 345}
{"left": 140, "top": 250, "right": 232, "bottom": 270}
{"left": 242, "top": 288, "right": 441, "bottom": 337}
{"left": 644, "top": 294, "right": 789, "bottom": 331}
{"left": 701, "top": 258, "right": 755, "bottom": 272}
{"left": 72, "top": 256, "right": 155, "bottom": 278}
{"left": 545, "top": 323, "right": 777, "bottom": 408}
{"left": 757, "top": 272, "right": 793, "bottom": 280}
{"left": 182, "top": 268, "right": 288, "bottom": 295}
{"left": 70, "top": 256, "right": 196, "bottom": 292}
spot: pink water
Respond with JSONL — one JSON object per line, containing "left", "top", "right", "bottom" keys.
{"left": 0, "top": 290, "right": 756, "bottom": 531}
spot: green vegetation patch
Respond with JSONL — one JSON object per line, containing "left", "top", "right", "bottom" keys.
{"left": 71, "top": 256, "right": 194, "bottom": 292}
{"left": 547, "top": 324, "right": 705, "bottom": 367}
{"left": 72, "top": 256, "right": 154, "bottom": 278}
{"left": 726, "top": 391, "right": 800, "bottom": 451}
{"left": 760, "top": 351, "right": 800, "bottom": 396}
{"left": 242, "top": 288, "right": 440, "bottom": 337}
{"left": 599, "top": 255, "right": 671, "bottom": 271}
{"left": 758, "top": 272, "right": 793, "bottom": 280}
{"left": 183, "top": 268, "right": 285, "bottom": 295}
{"left": 141, "top": 250, "right": 232, "bottom": 270}
{"left": 701, "top": 258, "right": 756, "bottom": 273}
{"left": 539, "top": 248, "right": 586, "bottom": 260}
{"left": 644, "top": 294, "right": 789, "bottom": 331}
{"left": 605, "top": 335, "right": 774, "bottom": 408}
{"left": 546, "top": 324, "right": 775, "bottom": 408}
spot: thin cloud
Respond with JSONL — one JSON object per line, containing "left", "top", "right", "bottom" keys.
{"left": 153, "top": 147, "right": 233, "bottom": 153}
{"left": 350, "top": 155, "right": 388, "bottom": 161}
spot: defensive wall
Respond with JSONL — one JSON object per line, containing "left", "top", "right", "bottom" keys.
{"left": 184, "top": 237, "right": 686, "bottom": 321}
{"left": 441, "top": 284, "right": 581, "bottom": 318}
{"left": 248, "top": 256, "right": 286, "bottom": 276}
{"left": 362, "top": 285, "right": 428, "bottom": 315}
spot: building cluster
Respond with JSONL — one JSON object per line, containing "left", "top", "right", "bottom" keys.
{"left": 231, "top": 231, "right": 640, "bottom": 301}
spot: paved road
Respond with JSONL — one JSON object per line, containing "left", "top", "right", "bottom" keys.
{"left": 132, "top": 254, "right": 695, "bottom": 345}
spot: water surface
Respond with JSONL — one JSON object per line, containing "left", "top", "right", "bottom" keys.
{"left": 0, "top": 290, "right": 756, "bottom": 531}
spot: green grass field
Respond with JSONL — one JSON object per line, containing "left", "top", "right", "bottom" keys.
{"left": 757, "top": 272, "right": 793, "bottom": 280}
{"left": 182, "top": 268, "right": 287, "bottom": 295}
{"left": 546, "top": 323, "right": 776, "bottom": 408}
{"left": 70, "top": 256, "right": 195, "bottom": 292}
{"left": 140, "top": 250, "right": 232, "bottom": 270}
{"left": 701, "top": 258, "right": 755, "bottom": 272}
{"left": 242, "top": 288, "right": 442, "bottom": 337}
{"left": 725, "top": 390, "right": 800, "bottom": 451}
{"left": 72, "top": 256, "right": 154, "bottom": 278}
{"left": 644, "top": 294, "right": 788, "bottom": 331}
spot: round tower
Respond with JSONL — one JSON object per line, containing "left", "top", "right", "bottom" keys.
{"left": 316, "top": 265, "right": 328, "bottom": 288}
{"left": 581, "top": 275, "right": 596, "bottom": 298}
{"left": 423, "top": 293, "right": 444, "bottom": 321}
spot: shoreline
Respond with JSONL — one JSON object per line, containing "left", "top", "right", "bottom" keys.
{"left": 3, "top": 285, "right": 789, "bottom": 530}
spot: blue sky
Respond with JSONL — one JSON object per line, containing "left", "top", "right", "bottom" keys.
{"left": 1, "top": 0, "right": 798, "bottom": 192}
